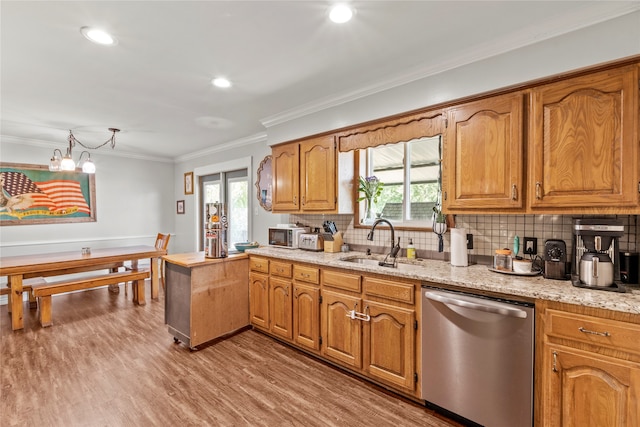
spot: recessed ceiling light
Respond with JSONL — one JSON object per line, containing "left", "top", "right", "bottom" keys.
{"left": 212, "top": 77, "right": 232, "bottom": 88}
{"left": 329, "top": 4, "right": 354, "bottom": 23}
{"left": 80, "top": 26, "right": 117, "bottom": 46}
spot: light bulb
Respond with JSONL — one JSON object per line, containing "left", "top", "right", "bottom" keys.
{"left": 82, "top": 159, "right": 96, "bottom": 173}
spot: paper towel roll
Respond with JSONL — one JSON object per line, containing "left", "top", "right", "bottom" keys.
{"left": 450, "top": 228, "right": 468, "bottom": 267}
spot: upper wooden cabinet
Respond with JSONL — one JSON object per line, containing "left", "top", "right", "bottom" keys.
{"left": 444, "top": 92, "right": 525, "bottom": 211}
{"left": 271, "top": 142, "right": 299, "bottom": 212}
{"left": 272, "top": 135, "right": 354, "bottom": 213}
{"left": 528, "top": 65, "right": 639, "bottom": 212}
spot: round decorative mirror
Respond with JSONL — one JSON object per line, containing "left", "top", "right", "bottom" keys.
{"left": 255, "top": 155, "right": 272, "bottom": 211}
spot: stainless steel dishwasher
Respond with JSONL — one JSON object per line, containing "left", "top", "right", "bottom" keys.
{"left": 421, "top": 286, "right": 534, "bottom": 427}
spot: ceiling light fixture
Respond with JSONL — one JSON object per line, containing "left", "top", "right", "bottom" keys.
{"left": 212, "top": 77, "right": 232, "bottom": 88}
{"left": 80, "top": 26, "right": 117, "bottom": 46}
{"left": 49, "top": 128, "right": 120, "bottom": 173}
{"left": 329, "top": 4, "right": 354, "bottom": 23}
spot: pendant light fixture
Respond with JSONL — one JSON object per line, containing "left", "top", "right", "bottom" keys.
{"left": 49, "top": 128, "right": 119, "bottom": 173}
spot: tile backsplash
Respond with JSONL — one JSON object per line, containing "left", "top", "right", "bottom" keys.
{"left": 289, "top": 214, "right": 639, "bottom": 263}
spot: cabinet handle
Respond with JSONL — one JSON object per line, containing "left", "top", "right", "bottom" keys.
{"left": 363, "top": 305, "right": 371, "bottom": 322}
{"left": 511, "top": 184, "right": 517, "bottom": 201}
{"left": 443, "top": 191, "right": 447, "bottom": 201}
{"left": 294, "top": 287, "right": 298, "bottom": 298}
{"left": 535, "top": 182, "right": 542, "bottom": 200}
{"left": 578, "top": 326, "right": 611, "bottom": 337}
{"left": 301, "top": 196, "right": 305, "bottom": 206}
{"left": 285, "top": 286, "right": 289, "bottom": 297}
{"left": 293, "top": 195, "right": 297, "bottom": 206}
{"left": 552, "top": 351, "right": 558, "bottom": 373}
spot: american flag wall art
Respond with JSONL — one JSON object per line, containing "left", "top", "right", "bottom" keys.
{"left": 0, "top": 163, "right": 96, "bottom": 225}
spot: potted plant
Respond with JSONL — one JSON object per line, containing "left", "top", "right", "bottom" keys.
{"left": 357, "top": 175, "right": 383, "bottom": 224}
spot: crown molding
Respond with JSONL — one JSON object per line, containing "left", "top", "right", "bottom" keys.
{"left": 260, "top": 3, "right": 640, "bottom": 128}
{"left": 176, "top": 132, "right": 268, "bottom": 162}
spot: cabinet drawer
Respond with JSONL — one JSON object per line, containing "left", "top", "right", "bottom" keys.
{"left": 546, "top": 309, "right": 640, "bottom": 355}
{"left": 293, "top": 265, "right": 319, "bottom": 284}
{"left": 363, "top": 277, "right": 414, "bottom": 304}
{"left": 323, "top": 269, "right": 361, "bottom": 292}
{"left": 270, "top": 261, "right": 292, "bottom": 278}
{"left": 249, "top": 256, "right": 269, "bottom": 274}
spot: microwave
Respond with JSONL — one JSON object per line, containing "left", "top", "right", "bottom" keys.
{"left": 268, "top": 226, "right": 307, "bottom": 249}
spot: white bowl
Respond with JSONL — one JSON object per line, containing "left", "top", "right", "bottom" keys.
{"left": 512, "top": 259, "right": 533, "bottom": 274}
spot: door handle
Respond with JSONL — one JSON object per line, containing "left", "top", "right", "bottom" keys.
{"left": 424, "top": 291, "right": 528, "bottom": 319}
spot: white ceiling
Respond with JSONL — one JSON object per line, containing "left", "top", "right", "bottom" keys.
{"left": 2, "top": 1, "right": 638, "bottom": 161}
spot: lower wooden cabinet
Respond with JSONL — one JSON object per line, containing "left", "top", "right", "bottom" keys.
{"left": 543, "top": 345, "right": 640, "bottom": 427}
{"left": 249, "top": 271, "right": 269, "bottom": 330}
{"left": 269, "top": 276, "right": 293, "bottom": 340}
{"left": 249, "top": 255, "right": 419, "bottom": 397}
{"left": 322, "top": 273, "right": 418, "bottom": 394}
{"left": 363, "top": 299, "right": 415, "bottom": 390}
{"left": 293, "top": 282, "right": 320, "bottom": 351}
{"left": 540, "top": 303, "right": 640, "bottom": 427}
{"left": 321, "top": 289, "right": 362, "bottom": 368}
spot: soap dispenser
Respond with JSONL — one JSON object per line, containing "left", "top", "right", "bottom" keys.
{"left": 407, "top": 238, "right": 416, "bottom": 259}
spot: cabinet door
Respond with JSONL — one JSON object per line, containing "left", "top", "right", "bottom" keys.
{"left": 300, "top": 135, "right": 336, "bottom": 211}
{"left": 444, "top": 92, "right": 524, "bottom": 210}
{"left": 269, "top": 276, "right": 293, "bottom": 340}
{"left": 321, "top": 290, "right": 362, "bottom": 369}
{"left": 249, "top": 272, "right": 269, "bottom": 330}
{"left": 362, "top": 300, "right": 416, "bottom": 391}
{"left": 272, "top": 143, "right": 300, "bottom": 212}
{"left": 543, "top": 345, "right": 640, "bottom": 427}
{"left": 293, "top": 283, "right": 320, "bottom": 351}
{"left": 529, "top": 65, "right": 639, "bottom": 209}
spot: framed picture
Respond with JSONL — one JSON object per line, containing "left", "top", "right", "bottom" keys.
{"left": 176, "top": 200, "right": 185, "bottom": 214}
{"left": 0, "top": 162, "right": 97, "bottom": 226}
{"left": 184, "top": 171, "right": 194, "bottom": 195}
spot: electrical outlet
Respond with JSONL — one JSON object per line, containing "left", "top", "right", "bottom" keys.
{"left": 466, "top": 233, "right": 473, "bottom": 250}
{"left": 524, "top": 237, "right": 537, "bottom": 255}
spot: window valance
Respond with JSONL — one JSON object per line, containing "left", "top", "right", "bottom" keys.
{"left": 336, "top": 111, "right": 446, "bottom": 152}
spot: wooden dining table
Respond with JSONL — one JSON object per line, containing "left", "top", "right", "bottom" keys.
{"left": 0, "top": 245, "right": 166, "bottom": 330}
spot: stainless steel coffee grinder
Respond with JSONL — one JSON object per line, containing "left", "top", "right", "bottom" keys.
{"left": 571, "top": 218, "right": 624, "bottom": 291}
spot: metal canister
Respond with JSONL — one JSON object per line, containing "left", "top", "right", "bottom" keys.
{"left": 205, "top": 222, "right": 227, "bottom": 258}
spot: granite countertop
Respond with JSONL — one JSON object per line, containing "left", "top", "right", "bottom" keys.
{"left": 246, "top": 247, "right": 640, "bottom": 315}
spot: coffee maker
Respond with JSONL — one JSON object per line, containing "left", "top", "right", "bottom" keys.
{"left": 571, "top": 218, "right": 625, "bottom": 292}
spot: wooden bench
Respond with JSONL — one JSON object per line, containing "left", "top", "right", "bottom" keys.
{"left": 31, "top": 269, "right": 150, "bottom": 327}
{"left": 1, "top": 277, "right": 47, "bottom": 310}
{"left": 1, "top": 262, "right": 126, "bottom": 312}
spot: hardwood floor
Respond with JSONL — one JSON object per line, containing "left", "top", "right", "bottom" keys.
{"left": 1, "top": 282, "right": 461, "bottom": 427}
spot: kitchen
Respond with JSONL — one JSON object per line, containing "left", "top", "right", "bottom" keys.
{"left": 2, "top": 2, "right": 640, "bottom": 426}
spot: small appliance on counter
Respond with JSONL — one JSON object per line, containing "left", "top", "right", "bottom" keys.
{"left": 268, "top": 224, "right": 308, "bottom": 249}
{"left": 204, "top": 203, "right": 228, "bottom": 258}
{"left": 620, "top": 252, "right": 639, "bottom": 285}
{"left": 571, "top": 218, "right": 625, "bottom": 292}
{"left": 299, "top": 230, "right": 324, "bottom": 252}
{"left": 543, "top": 239, "right": 567, "bottom": 280}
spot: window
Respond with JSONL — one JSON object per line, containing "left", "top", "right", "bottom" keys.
{"left": 199, "top": 169, "right": 249, "bottom": 251}
{"left": 361, "top": 135, "right": 442, "bottom": 227}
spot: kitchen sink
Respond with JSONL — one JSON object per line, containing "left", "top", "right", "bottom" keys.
{"left": 340, "top": 256, "right": 422, "bottom": 271}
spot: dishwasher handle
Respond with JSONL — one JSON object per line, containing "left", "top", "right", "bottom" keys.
{"left": 424, "top": 290, "right": 528, "bottom": 319}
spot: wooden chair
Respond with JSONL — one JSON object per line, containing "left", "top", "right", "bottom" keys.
{"left": 155, "top": 233, "right": 171, "bottom": 292}
{"left": 124, "top": 233, "right": 171, "bottom": 295}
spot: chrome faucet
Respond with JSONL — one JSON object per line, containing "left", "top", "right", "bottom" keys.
{"left": 367, "top": 218, "right": 401, "bottom": 267}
